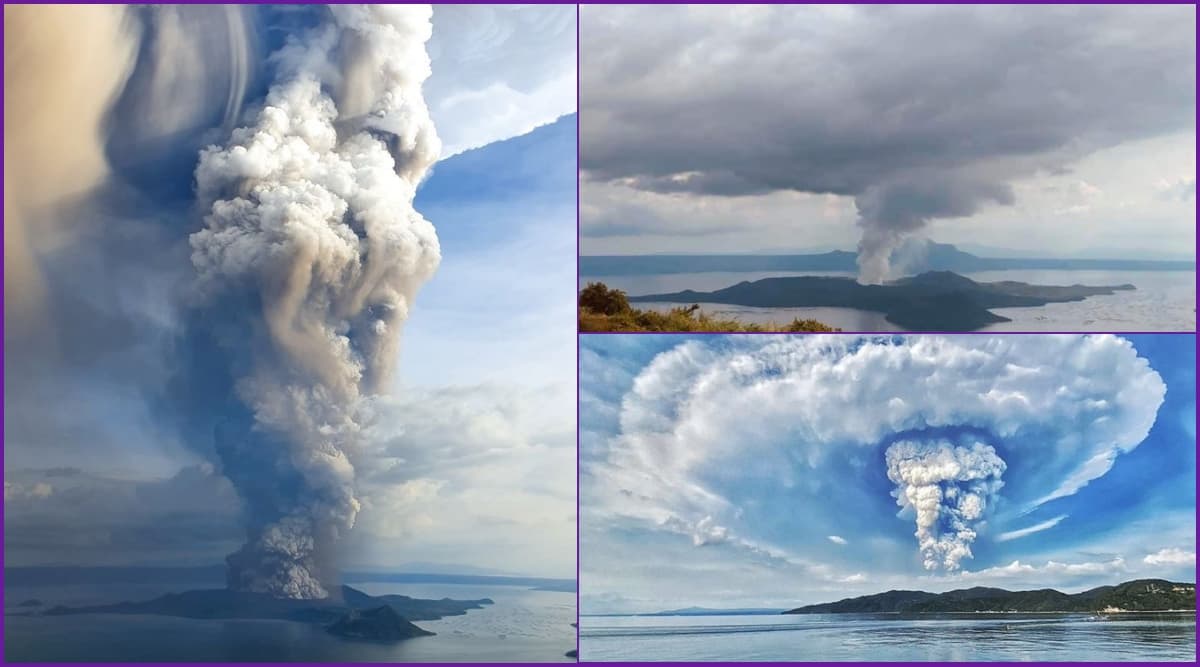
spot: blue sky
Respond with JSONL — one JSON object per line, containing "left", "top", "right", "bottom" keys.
{"left": 580, "top": 334, "right": 1196, "bottom": 613}
{"left": 401, "top": 115, "right": 577, "bottom": 389}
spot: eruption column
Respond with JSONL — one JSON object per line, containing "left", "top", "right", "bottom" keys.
{"left": 885, "top": 438, "right": 1007, "bottom": 571}
{"left": 189, "top": 5, "right": 440, "bottom": 599}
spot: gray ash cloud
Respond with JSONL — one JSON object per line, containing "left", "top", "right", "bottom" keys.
{"left": 580, "top": 5, "right": 1195, "bottom": 282}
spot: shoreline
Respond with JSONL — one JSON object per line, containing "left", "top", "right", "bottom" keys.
{"left": 581, "top": 609, "right": 1198, "bottom": 618}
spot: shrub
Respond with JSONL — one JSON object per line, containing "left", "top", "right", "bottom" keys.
{"left": 578, "top": 283, "right": 838, "bottom": 333}
{"left": 578, "top": 282, "right": 632, "bottom": 315}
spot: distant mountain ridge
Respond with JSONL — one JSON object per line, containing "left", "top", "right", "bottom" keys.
{"left": 627, "top": 270, "right": 1135, "bottom": 331}
{"left": 4, "top": 565, "right": 574, "bottom": 592}
{"left": 784, "top": 579, "right": 1196, "bottom": 614}
{"left": 581, "top": 241, "right": 1195, "bottom": 276}
{"left": 641, "top": 606, "right": 785, "bottom": 616}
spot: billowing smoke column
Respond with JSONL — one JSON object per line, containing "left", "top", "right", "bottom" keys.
{"left": 190, "top": 5, "right": 440, "bottom": 599}
{"left": 854, "top": 179, "right": 1015, "bottom": 285}
{"left": 885, "top": 438, "right": 1006, "bottom": 570}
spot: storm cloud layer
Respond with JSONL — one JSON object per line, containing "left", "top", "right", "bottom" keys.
{"left": 580, "top": 5, "right": 1196, "bottom": 281}
{"left": 585, "top": 335, "right": 1165, "bottom": 571}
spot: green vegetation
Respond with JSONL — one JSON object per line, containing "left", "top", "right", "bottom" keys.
{"left": 579, "top": 282, "right": 837, "bottom": 333}
{"left": 784, "top": 579, "right": 1196, "bottom": 614}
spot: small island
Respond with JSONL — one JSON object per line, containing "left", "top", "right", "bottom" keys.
{"left": 784, "top": 579, "right": 1195, "bottom": 614}
{"left": 326, "top": 605, "right": 435, "bottom": 641}
{"left": 629, "top": 271, "right": 1135, "bottom": 331}
{"left": 38, "top": 585, "right": 493, "bottom": 641}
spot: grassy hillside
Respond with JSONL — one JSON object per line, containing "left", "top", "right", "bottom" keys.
{"left": 578, "top": 282, "right": 837, "bottom": 333}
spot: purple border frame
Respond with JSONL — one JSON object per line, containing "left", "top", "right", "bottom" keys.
{"left": 576, "top": 1, "right": 585, "bottom": 662}
{"left": 0, "top": 1, "right": 1196, "bottom": 666}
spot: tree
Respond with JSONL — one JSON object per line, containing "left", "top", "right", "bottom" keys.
{"left": 579, "top": 282, "right": 631, "bottom": 315}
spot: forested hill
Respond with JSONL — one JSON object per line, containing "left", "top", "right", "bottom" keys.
{"left": 784, "top": 579, "right": 1196, "bottom": 614}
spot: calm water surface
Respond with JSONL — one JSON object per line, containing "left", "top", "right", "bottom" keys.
{"left": 580, "top": 270, "right": 1195, "bottom": 332}
{"left": 580, "top": 612, "right": 1196, "bottom": 662}
{"left": 4, "top": 580, "right": 576, "bottom": 662}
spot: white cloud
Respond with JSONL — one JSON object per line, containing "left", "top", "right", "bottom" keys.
{"left": 962, "top": 557, "right": 1128, "bottom": 581}
{"left": 1156, "top": 176, "right": 1197, "bottom": 202}
{"left": 828, "top": 535, "right": 848, "bottom": 545}
{"left": 4, "top": 481, "right": 54, "bottom": 501}
{"left": 995, "top": 514, "right": 1068, "bottom": 542}
{"left": 1143, "top": 548, "right": 1196, "bottom": 566}
{"left": 356, "top": 478, "right": 445, "bottom": 539}
{"left": 686, "top": 515, "right": 729, "bottom": 547}
{"left": 349, "top": 382, "right": 576, "bottom": 576}
{"left": 428, "top": 5, "right": 575, "bottom": 156}
{"left": 585, "top": 335, "right": 1164, "bottom": 572}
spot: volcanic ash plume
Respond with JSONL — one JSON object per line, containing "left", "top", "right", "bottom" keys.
{"left": 854, "top": 179, "right": 1015, "bottom": 285}
{"left": 885, "top": 438, "right": 1007, "bottom": 571}
{"left": 190, "top": 5, "right": 441, "bottom": 599}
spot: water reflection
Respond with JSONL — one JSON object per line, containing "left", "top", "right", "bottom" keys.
{"left": 580, "top": 612, "right": 1196, "bottom": 662}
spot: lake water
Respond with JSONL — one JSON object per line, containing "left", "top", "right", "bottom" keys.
{"left": 4, "top": 580, "right": 577, "bottom": 662}
{"left": 579, "top": 612, "right": 1197, "bottom": 662}
{"left": 580, "top": 270, "right": 1196, "bottom": 332}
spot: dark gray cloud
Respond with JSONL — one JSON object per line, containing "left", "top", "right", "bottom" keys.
{"left": 3, "top": 465, "right": 241, "bottom": 566}
{"left": 581, "top": 4, "right": 1196, "bottom": 280}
